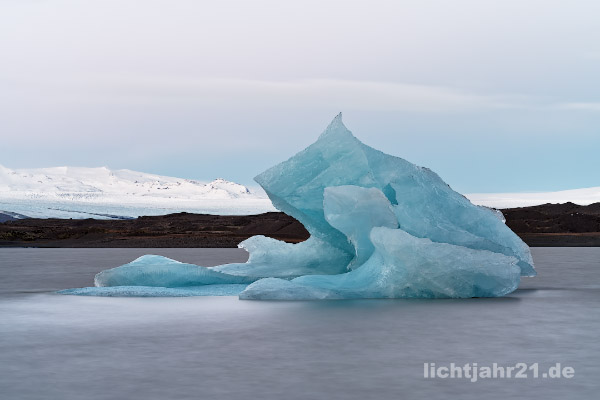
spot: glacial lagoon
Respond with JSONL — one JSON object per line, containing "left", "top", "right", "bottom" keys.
{"left": 0, "top": 248, "right": 598, "bottom": 400}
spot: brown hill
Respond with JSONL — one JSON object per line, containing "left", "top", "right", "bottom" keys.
{"left": 502, "top": 202, "right": 600, "bottom": 246}
{"left": 1, "top": 202, "right": 599, "bottom": 247}
{"left": 0, "top": 212, "right": 309, "bottom": 248}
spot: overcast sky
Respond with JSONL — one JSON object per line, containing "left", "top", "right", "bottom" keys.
{"left": 1, "top": 0, "right": 599, "bottom": 193}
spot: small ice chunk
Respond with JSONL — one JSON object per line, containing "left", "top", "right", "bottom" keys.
{"left": 94, "top": 255, "right": 254, "bottom": 287}
{"left": 60, "top": 284, "right": 248, "bottom": 297}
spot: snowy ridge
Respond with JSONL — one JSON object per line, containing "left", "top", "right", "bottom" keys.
{"left": 0, "top": 165, "right": 259, "bottom": 200}
{"left": 466, "top": 187, "right": 600, "bottom": 209}
{"left": 0, "top": 165, "right": 275, "bottom": 219}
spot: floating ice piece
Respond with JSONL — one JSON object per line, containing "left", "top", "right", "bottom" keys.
{"left": 63, "top": 114, "right": 534, "bottom": 300}
{"left": 59, "top": 284, "right": 248, "bottom": 297}
{"left": 94, "top": 255, "right": 255, "bottom": 287}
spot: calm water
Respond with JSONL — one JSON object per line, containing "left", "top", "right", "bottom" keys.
{"left": 0, "top": 248, "right": 599, "bottom": 400}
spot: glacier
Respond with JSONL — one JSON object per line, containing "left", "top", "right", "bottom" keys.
{"left": 0, "top": 165, "right": 275, "bottom": 219}
{"left": 61, "top": 113, "right": 535, "bottom": 300}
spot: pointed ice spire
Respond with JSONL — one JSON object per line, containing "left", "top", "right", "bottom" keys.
{"left": 319, "top": 112, "right": 354, "bottom": 139}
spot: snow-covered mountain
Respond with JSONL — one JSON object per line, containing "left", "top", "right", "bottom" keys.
{"left": 466, "top": 187, "right": 600, "bottom": 209}
{"left": 0, "top": 165, "right": 275, "bottom": 219}
{"left": 0, "top": 165, "right": 258, "bottom": 199}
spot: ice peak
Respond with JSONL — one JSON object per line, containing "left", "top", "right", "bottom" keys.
{"left": 319, "top": 112, "right": 353, "bottom": 139}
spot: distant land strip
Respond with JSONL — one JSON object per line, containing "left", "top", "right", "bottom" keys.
{"left": 1, "top": 202, "right": 600, "bottom": 248}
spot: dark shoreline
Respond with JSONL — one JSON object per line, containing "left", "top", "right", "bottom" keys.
{"left": 501, "top": 202, "right": 600, "bottom": 246}
{"left": 0, "top": 212, "right": 309, "bottom": 248}
{"left": 1, "top": 202, "right": 599, "bottom": 248}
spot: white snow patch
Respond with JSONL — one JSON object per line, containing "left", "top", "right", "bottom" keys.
{"left": 0, "top": 165, "right": 275, "bottom": 219}
{"left": 466, "top": 186, "right": 600, "bottom": 209}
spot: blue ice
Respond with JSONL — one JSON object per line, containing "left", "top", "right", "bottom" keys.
{"left": 62, "top": 114, "right": 534, "bottom": 299}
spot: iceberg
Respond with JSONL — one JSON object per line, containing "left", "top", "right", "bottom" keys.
{"left": 62, "top": 113, "right": 534, "bottom": 299}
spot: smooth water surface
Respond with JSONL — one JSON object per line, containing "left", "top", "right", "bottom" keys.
{"left": 0, "top": 248, "right": 599, "bottom": 400}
